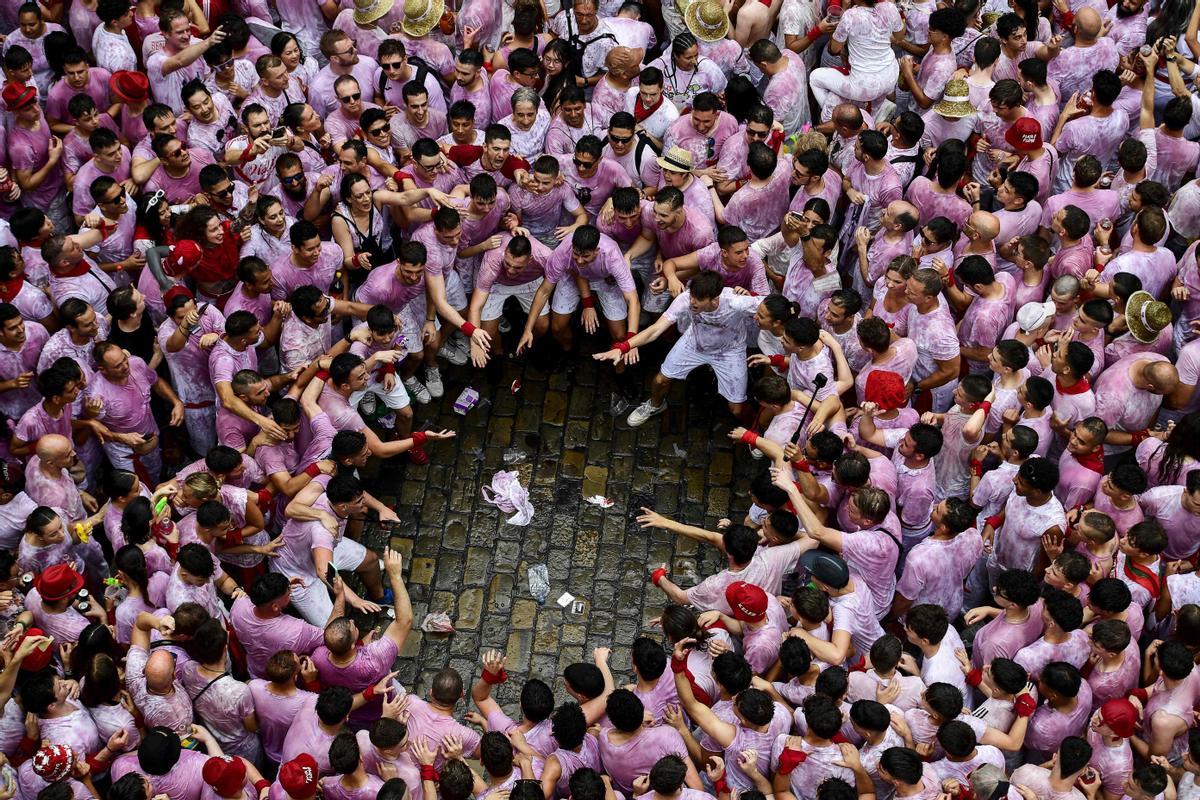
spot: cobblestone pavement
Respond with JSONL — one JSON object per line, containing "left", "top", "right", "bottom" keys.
{"left": 358, "top": 347, "right": 752, "bottom": 710}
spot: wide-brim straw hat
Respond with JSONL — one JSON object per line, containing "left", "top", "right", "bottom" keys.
{"left": 400, "top": 0, "right": 444, "bottom": 37}
{"left": 933, "top": 78, "right": 974, "bottom": 118}
{"left": 354, "top": 0, "right": 394, "bottom": 25}
{"left": 1126, "top": 290, "right": 1171, "bottom": 343}
{"left": 656, "top": 145, "right": 694, "bottom": 173}
{"left": 685, "top": 0, "right": 730, "bottom": 42}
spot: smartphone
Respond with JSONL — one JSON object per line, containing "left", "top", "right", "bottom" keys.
{"left": 326, "top": 563, "right": 338, "bottom": 585}
{"left": 196, "top": 302, "right": 210, "bottom": 316}
{"left": 272, "top": 126, "right": 286, "bottom": 139}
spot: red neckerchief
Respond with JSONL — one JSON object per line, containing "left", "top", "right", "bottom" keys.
{"left": 1124, "top": 558, "right": 1161, "bottom": 600}
{"left": 0, "top": 277, "right": 23, "bottom": 303}
{"left": 1056, "top": 376, "right": 1091, "bottom": 395}
{"left": 633, "top": 95, "right": 663, "bottom": 123}
{"left": 53, "top": 258, "right": 95, "bottom": 279}
{"left": 1074, "top": 449, "right": 1104, "bottom": 474}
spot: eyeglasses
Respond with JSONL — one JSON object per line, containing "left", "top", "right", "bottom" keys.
{"left": 368, "top": 124, "right": 390, "bottom": 136}
{"left": 339, "top": 92, "right": 361, "bottom": 104}
{"left": 746, "top": 127, "right": 770, "bottom": 139}
{"left": 608, "top": 133, "right": 633, "bottom": 144}
{"left": 165, "top": 146, "right": 187, "bottom": 158}
{"left": 519, "top": 69, "right": 540, "bottom": 79}
{"left": 280, "top": 173, "right": 304, "bottom": 185}
{"left": 573, "top": 158, "right": 596, "bottom": 169}
{"left": 380, "top": 61, "right": 403, "bottom": 69}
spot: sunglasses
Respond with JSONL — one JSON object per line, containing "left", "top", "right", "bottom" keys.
{"left": 380, "top": 61, "right": 403, "bottom": 69}
{"left": 280, "top": 173, "right": 304, "bottom": 184}
{"left": 339, "top": 92, "right": 362, "bottom": 104}
{"left": 215, "top": 59, "right": 234, "bottom": 70}
{"left": 747, "top": 127, "right": 770, "bottom": 138}
{"left": 573, "top": 158, "right": 596, "bottom": 169}
{"left": 165, "top": 146, "right": 188, "bottom": 158}
{"left": 609, "top": 133, "right": 633, "bottom": 144}
{"left": 212, "top": 186, "right": 234, "bottom": 196}
{"left": 575, "top": 185, "right": 593, "bottom": 205}
{"left": 368, "top": 124, "right": 390, "bottom": 136}
{"left": 146, "top": 189, "right": 166, "bottom": 209}
{"left": 102, "top": 187, "right": 127, "bottom": 204}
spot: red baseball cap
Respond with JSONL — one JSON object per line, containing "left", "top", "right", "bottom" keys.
{"left": 34, "top": 563, "right": 84, "bottom": 603}
{"left": 19, "top": 627, "right": 52, "bottom": 672}
{"left": 1099, "top": 698, "right": 1138, "bottom": 738}
{"left": 165, "top": 240, "right": 203, "bottom": 277}
{"left": 725, "top": 580, "right": 768, "bottom": 623}
{"left": 279, "top": 754, "right": 319, "bottom": 799}
{"left": 32, "top": 744, "right": 74, "bottom": 783}
{"left": 1004, "top": 116, "right": 1043, "bottom": 153}
{"left": 203, "top": 755, "right": 247, "bottom": 798}
{"left": 1, "top": 82, "right": 36, "bottom": 112}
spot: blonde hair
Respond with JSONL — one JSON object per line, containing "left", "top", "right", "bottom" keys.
{"left": 183, "top": 471, "right": 220, "bottom": 501}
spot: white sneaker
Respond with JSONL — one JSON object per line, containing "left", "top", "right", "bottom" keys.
{"left": 438, "top": 338, "right": 468, "bottom": 366}
{"left": 627, "top": 400, "right": 665, "bottom": 427}
{"left": 403, "top": 377, "right": 431, "bottom": 405}
{"left": 452, "top": 333, "right": 471, "bottom": 359}
{"left": 425, "top": 367, "right": 444, "bottom": 399}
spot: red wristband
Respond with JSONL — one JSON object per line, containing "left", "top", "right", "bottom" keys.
{"left": 304, "top": 462, "right": 322, "bottom": 478}
{"left": 970, "top": 458, "right": 984, "bottom": 478}
{"left": 624, "top": 331, "right": 636, "bottom": 342}
{"left": 985, "top": 514, "right": 1003, "bottom": 529}
{"left": 1014, "top": 692, "right": 1037, "bottom": 717}
{"left": 966, "top": 668, "right": 983, "bottom": 687}
{"left": 482, "top": 668, "right": 508, "bottom": 685}
{"left": 224, "top": 529, "right": 245, "bottom": 546}
{"left": 977, "top": 401, "right": 992, "bottom": 414}
{"left": 713, "top": 777, "right": 731, "bottom": 795}
{"left": 613, "top": 340, "right": 631, "bottom": 354}
{"left": 740, "top": 431, "right": 759, "bottom": 447}
{"left": 303, "top": 679, "right": 322, "bottom": 693}
{"left": 1130, "top": 688, "right": 1149, "bottom": 704}
{"left": 1129, "top": 429, "right": 1150, "bottom": 444}
{"left": 794, "top": 458, "right": 811, "bottom": 474}
{"left": 353, "top": 253, "right": 368, "bottom": 269}
{"left": 670, "top": 654, "right": 688, "bottom": 673}
{"left": 581, "top": 295, "right": 595, "bottom": 309}
{"left": 420, "top": 765, "right": 440, "bottom": 782}
{"left": 651, "top": 567, "right": 668, "bottom": 586}
{"left": 362, "top": 683, "right": 377, "bottom": 702}
{"left": 316, "top": 369, "right": 330, "bottom": 381}
{"left": 461, "top": 321, "right": 477, "bottom": 336}
{"left": 254, "top": 780, "right": 270, "bottom": 793}
{"left": 411, "top": 431, "right": 428, "bottom": 447}
{"left": 393, "top": 170, "right": 411, "bottom": 184}
{"left": 769, "top": 354, "right": 788, "bottom": 370}
{"left": 806, "top": 24, "right": 823, "bottom": 40}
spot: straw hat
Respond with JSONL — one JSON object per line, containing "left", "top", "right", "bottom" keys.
{"left": 685, "top": 0, "right": 730, "bottom": 42}
{"left": 656, "top": 145, "right": 694, "bottom": 173}
{"left": 1125, "top": 290, "right": 1171, "bottom": 343}
{"left": 354, "top": 0, "right": 394, "bottom": 25}
{"left": 399, "top": 0, "right": 444, "bottom": 37}
{"left": 933, "top": 78, "right": 974, "bottom": 119}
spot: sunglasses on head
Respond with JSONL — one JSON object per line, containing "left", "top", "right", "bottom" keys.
{"left": 339, "top": 92, "right": 362, "bottom": 104}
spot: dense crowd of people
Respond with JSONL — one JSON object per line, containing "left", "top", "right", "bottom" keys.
{"left": 0, "top": 0, "right": 1199, "bottom": 797}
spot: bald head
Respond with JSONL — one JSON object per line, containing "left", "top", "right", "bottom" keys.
{"left": 324, "top": 617, "right": 356, "bottom": 656}
{"left": 35, "top": 434, "right": 71, "bottom": 464}
{"left": 833, "top": 103, "right": 864, "bottom": 130}
{"left": 1144, "top": 361, "right": 1180, "bottom": 395}
{"left": 1075, "top": 8, "right": 1101, "bottom": 39}
{"left": 145, "top": 650, "right": 176, "bottom": 693}
{"left": 969, "top": 211, "right": 1000, "bottom": 242}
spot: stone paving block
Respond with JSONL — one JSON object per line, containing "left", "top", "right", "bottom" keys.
{"left": 457, "top": 588, "right": 484, "bottom": 630}
{"left": 408, "top": 557, "right": 435, "bottom": 585}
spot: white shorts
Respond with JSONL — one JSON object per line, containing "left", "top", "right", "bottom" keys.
{"left": 399, "top": 300, "right": 439, "bottom": 355}
{"left": 480, "top": 278, "right": 548, "bottom": 320}
{"left": 660, "top": 341, "right": 749, "bottom": 403}
{"left": 551, "top": 277, "right": 629, "bottom": 320}
{"left": 350, "top": 375, "right": 411, "bottom": 410}
{"left": 274, "top": 537, "right": 372, "bottom": 625}
{"left": 443, "top": 270, "right": 468, "bottom": 311}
